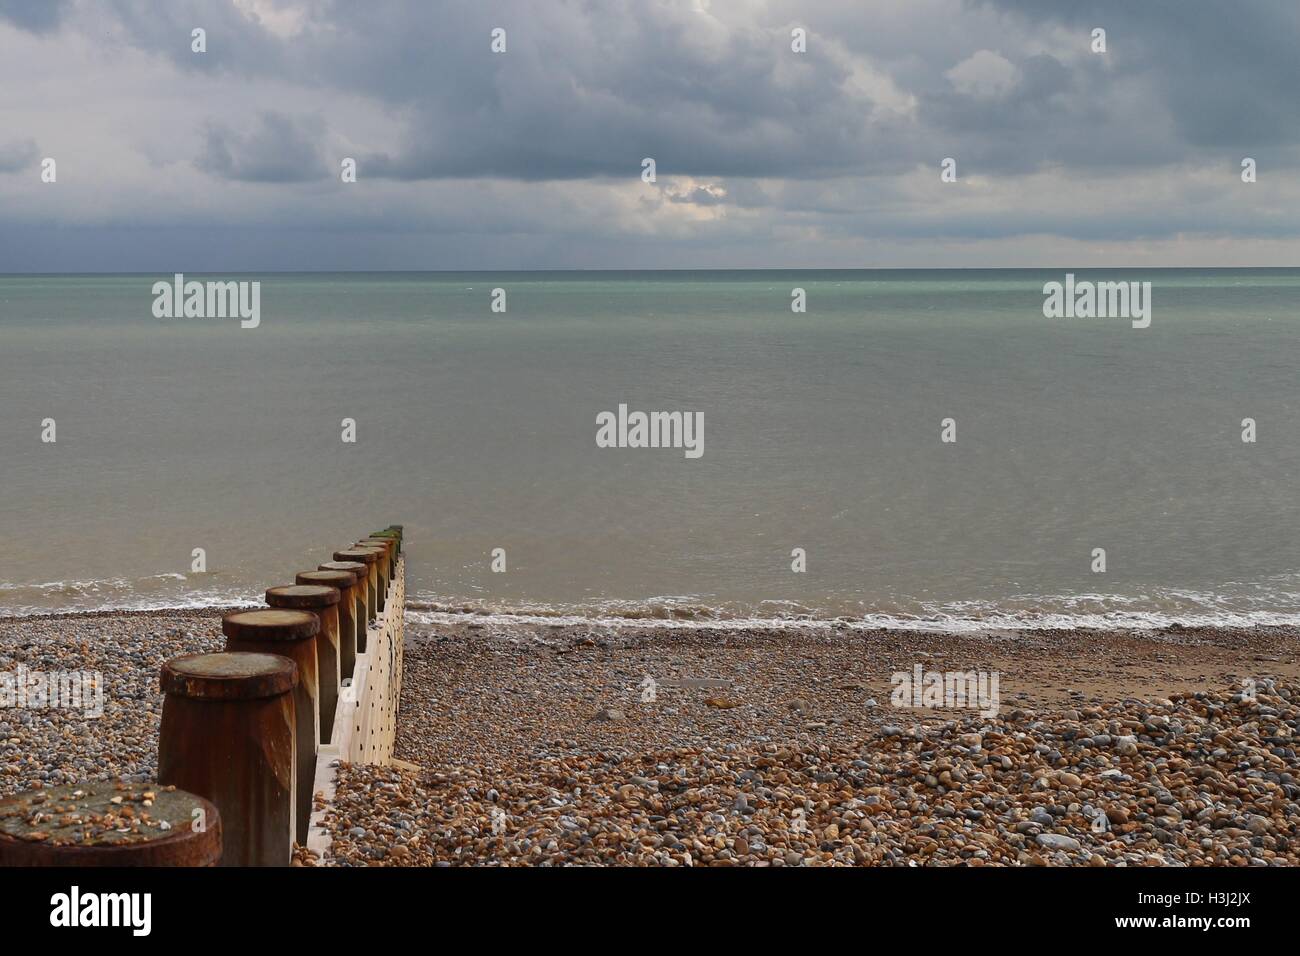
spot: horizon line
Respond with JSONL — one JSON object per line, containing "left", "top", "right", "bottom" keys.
{"left": 3, "top": 265, "right": 1299, "bottom": 277}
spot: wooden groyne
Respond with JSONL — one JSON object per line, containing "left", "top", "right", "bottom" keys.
{"left": 0, "top": 525, "right": 406, "bottom": 867}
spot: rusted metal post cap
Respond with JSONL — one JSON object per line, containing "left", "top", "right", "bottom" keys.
{"left": 0, "top": 781, "right": 222, "bottom": 867}
{"left": 265, "top": 584, "right": 340, "bottom": 610}
{"left": 161, "top": 651, "right": 298, "bottom": 699}
{"left": 222, "top": 608, "right": 319, "bottom": 642}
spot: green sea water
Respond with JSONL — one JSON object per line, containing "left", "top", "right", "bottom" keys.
{"left": 1, "top": 269, "right": 1298, "bottom": 630}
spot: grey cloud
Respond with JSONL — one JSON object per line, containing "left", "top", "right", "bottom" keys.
{"left": 42, "top": 0, "right": 1300, "bottom": 184}
{"left": 0, "top": 0, "right": 71, "bottom": 33}
{"left": 915, "top": 51, "right": 1166, "bottom": 175}
{"left": 2, "top": 0, "right": 1299, "bottom": 270}
{"left": 979, "top": 0, "right": 1300, "bottom": 148}
{"left": 0, "top": 138, "right": 39, "bottom": 172}
{"left": 99, "top": 0, "right": 288, "bottom": 73}
{"left": 197, "top": 112, "right": 331, "bottom": 183}
{"left": 350, "top": 2, "right": 888, "bottom": 181}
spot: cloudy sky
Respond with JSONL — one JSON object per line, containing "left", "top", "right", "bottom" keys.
{"left": 1, "top": 0, "right": 1298, "bottom": 270}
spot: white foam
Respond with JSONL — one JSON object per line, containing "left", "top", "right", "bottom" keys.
{"left": 5, "top": 579, "right": 1300, "bottom": 633}
{"left": 404, "top": 594, "right": 1300, "bottom": 634}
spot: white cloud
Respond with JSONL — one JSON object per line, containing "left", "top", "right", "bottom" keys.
{"left": 232, "top": 0, "right": 310, "bottom": 39}
{"left": 944, "top": 50, "right": 1020, "bottom": 99}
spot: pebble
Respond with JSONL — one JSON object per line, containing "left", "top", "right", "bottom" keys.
{"left": 6, "top": 610, "right": 1297, "bottom": 869}
{"left": 0, "top": 610, "right": 227, "bottom": 797}
{"left": 319, "top": 674, "right": 1300, "bottom": 867}
{"left": 1036, "top": 834, "right": 1081, "bottom": 851}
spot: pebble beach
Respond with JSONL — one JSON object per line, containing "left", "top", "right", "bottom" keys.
{"left": 3, "top": 609, "right": 1298, "bottom": 866}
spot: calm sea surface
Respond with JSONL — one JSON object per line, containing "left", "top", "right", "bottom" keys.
{"left": 2, "top": 270, "right": 1298, "bottom": 630}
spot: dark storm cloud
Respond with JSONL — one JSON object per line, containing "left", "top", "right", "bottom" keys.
{"left": 980, "top": 0, "right": 1300, "bottom": 147}
{"left": 1, "top": 0, "right": 1299, "bottom": 269}
{"left": 29, "top": 0, "right": 1300, "bottom": 182}
{"left": 41, "top": 1, "right": 905, "bottom": 181}
{"left": 279, "top": 0, "right": 1300, "bottom": 181}
{"left": 317, "top": 2, "right": 896, "bottom": 181}
{"left": 198, "top": 112, "right": 331, "bottom": 183}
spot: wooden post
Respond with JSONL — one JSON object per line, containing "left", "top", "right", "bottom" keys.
{"left": 296, "top": 570, "right": 360, "bottom": 686}
{"left": 319, "top": 560, "right": 368, "bottom": 653}
{"left": 158, "top": 652, "right": 297, "bottom": 866}
{"left": 266, "top": 585, "right": 342, "bottom": 745}
{"left": 360, "top": 536, "right": 396, "bottom": 580}
{"left": 222, "top": 610, "right": 320, "bottom": 848}
{"left": 333, "top": 549, "right": 380, "bottom": 619}
{"left": 353, "top": 542, "right": 392, "bottom": 609}
{"left": 0, "top": 780, "right": 222, "bottom": 867}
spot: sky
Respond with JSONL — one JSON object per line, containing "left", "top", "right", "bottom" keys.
{"left": 1, "top": 0, "right": 1298, "bottom": 271}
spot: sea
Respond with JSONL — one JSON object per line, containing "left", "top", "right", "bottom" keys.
{"left": 2, "top": 269, "right": 1298, "bottom": 632}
